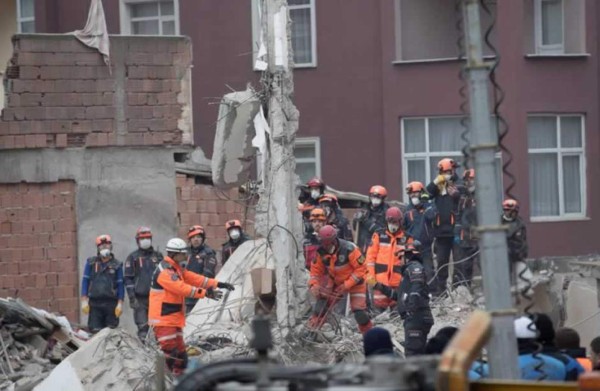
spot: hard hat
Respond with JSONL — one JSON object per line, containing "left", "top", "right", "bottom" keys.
{"left": 406, "top": 240, "right": 422, "bottom": 254}
{"left": 95, "top": 234, "right": 112, "bottom": 246}
{"left": 309, "top": 208, "right": 326, "bottom": 222}
{"left": 502, "top": 199, "right": 520, "bottom": 212}
{"left": 463, "top": 169, "right": 475, "bottom": 181}
{"left": 405, "top": 181, "right": 425, "bottom": 194}
{"left": 135, "top": 226, "right": 152, "bottom": 240}
{"left": 165, "top": 238, "right": 188, "bottom": 253}
{"left": 514, "top": 316, "right": 537, "bottom": 339}
{"left": 369, "top": 185, "right": 388, "bottom": 198}
{"left": 225, "top": 219, "right": 242, "bottom": 230}
{"left": 385, "top": 207, "right": 403, "bottom": 223}
{"left": 438, "top": 158, "right": 458, "bottom": 172}
{"left": 187, "top": 225, "right": 205, "bottom": 239}
{"left": 307, "top": 177, "right": 325, "bottom": 189}
{"left": 318, "top": 193, "right": 338, "bottom": 205}
{"left": 318, "top": 225, "right": 338, "bottom": 246}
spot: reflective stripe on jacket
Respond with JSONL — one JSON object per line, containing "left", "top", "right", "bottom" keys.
{"left": 366, "top": 230, "right": 412, "bottom": 287}
{"left": 308, "top": 239, "right": 367, "bottom": 291}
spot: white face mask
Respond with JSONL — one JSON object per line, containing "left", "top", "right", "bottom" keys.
{"left": 310, "top": 189, "right": 321, "bottom": 200}
{"left": 411, "top": 197, "right": 420, "bottom": 206}
{"left": 139, "top": 238, "right": 152, "bottom": 250}
{"left": 503, "top": 213, "right": 514, "bottom": 222}
{"left": 388, "top": 223, "right": 399, "bottom": 233}
{"left": 468, "top": 185, "right": 476, "bottom": 193}
{"left": 99, "top": 248, "right": 111, "bottom": 258}
{"left": 229, "top": 228, "right": 241, "bottom": 241}
{"left": 444, "top": 174, "right": 453, "bottom": 182}
{"left": 370, "top": 197, "right": 382, "bottom": 207}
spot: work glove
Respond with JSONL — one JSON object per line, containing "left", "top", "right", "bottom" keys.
{"left": 365, "top": 274, "right": 377, "bottom": 287}
{"left": 206, "top": 288, "right": 223, "bottom": 301}
{"left": 115, "top": 302, "right": 123, "bottom": 318}
{"left": 373, "top": 282, "right": 393, "bottom": 298}
{"left": 433, "top": 174, "right": 446, "bottom": 186}
{"left": 217, "top": 281, "right": 235, "bottom": 291}
{"left": 81, "top": 297, "right": 90, "bottom": 315}
{"left": 129, "top": 297, "right": 139, "bottom": 309}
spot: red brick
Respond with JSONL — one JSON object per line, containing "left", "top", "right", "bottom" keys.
{"left": 56, "top": 133, "right": 67, "bottom": 148}
{"left": 19, "top": 66, "right": 41, "bottom": 79}
{"left": 14, "top": 135, "right": 25, "bottom": 148}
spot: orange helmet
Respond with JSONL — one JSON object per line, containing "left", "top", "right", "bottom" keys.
{"left": 405, "top": 181, "right": 425, "bottom": 194}
{"left": 135, "top": 226, "right": 152, "bottom": 240}
{"left": 369, "top": 185, "right": 388, "bottom": 198}
{"left": 309, "top": 208, "right": 326, "bottom": 222}
{"left": 318, "top": 225, "right": 338, "bottom": 246}
{"left": 385, "top": 207, "right": 403, "bottom": 224}
{"left": 502, "top": 199, "right": 520, "bottom": 212}
{"left": 463, "top": 169, "right": 475, "bottom": 181}
{"left": 187, "top": 225, "right": 205, "bottom": 239}
{"left": 318, "top": 193, "right": 338, "bottom": 205}
{"left": 225, "top": 219, "right": 242, "bottom": 230}
{"left": 438, "top": 158, "right": 458, "bottom": 172}
{"left": 307, "top": 177, "right": 325, "bottom": 189}
{"left": 95, "top": 234, "right": 112, "bottom": 246}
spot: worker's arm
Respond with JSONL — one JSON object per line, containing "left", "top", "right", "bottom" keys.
{"left": 116, "top": 264, "right": 125, "bottom": 301}
{"left": 157, "top": 269, "right": 206, "bottom": 299}
{"left": 123, "top": 253, "right": 136, "bottom": 299}
{"left": 365, "top": 233, "right": 380, "bottom": 279}
{"left": 202, "top": 250, "right": 218, "bottom": 278}
{"left": 182, "top": 269, "right": 218, "bottom": 290}
{"left": 81, "top": 261, "right": 92, "bottom": 297}
{"left": 343, "top": 246, "right": 367, "bottom": 290}
{"left": 308, "top": 253, "right": 325, "bottom": 289}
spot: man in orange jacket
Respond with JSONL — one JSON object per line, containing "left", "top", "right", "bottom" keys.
{"left": 308, "top": 225, "right": 373, "bottom": 334}
{"left": 366, "top": 207, "right": 413, "bottom": 312}
{"left": 148, "top": 238, "right": 235, "bottom": 375}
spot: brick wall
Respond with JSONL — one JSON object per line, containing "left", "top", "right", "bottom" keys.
{"left": 0, "top": 34, "right": 192, "bottom": 149}
{"left": 176, "top": 174, "right": 256, "bottom": 254}
{"left": 0, "top": 181, "right": 79, "bottom": 321}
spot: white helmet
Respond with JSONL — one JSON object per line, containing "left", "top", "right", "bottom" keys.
{"left": 165, "top": 238, "right": 187, "bottom": 253}
{"left": 514, "top": 316, "right": 537, "bottom": 339}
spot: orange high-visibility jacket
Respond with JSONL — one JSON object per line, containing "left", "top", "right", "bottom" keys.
{"left": 366, "top": 230, "right": 412, "bottom": 287}
{"left": 148, "top": 256, "right": 218, "bottom": 328}
{"left": 308, "top": 239, "right": 367, "bottom": 291}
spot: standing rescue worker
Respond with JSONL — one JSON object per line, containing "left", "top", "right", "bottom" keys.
{"left": 318, "top": 193, "right": 352, "bottom": 241}
{"left": 354, "top": 185, "right": 390, "bottom": 253}
{"left": 185, "top": 225, "right": 218, "bottom": 313}
{"left": 374, "top": 242, "right": 434, "bottom": 356}
{"left": 149, "top": 238, "right": 235, "bottom": 376}
{"left": 308, "top": 225, "right": 373, "bottom": 334}
{"left": 222, "top": 219, "right": 251, "bottom": 265}
{"left": 455, "top": 169, "right": 479, "bottom": 288}
{"left": 403, "top": 181, "right": 436, "bottom": 281}
{"left": 81, "top": 235, "right": 124, "bottom": 333}
{"left": 298, "top": 177, "right": 326, "bottom": 233}
{"left": 124, "top": 227, "right": 163, "bottom": 341}
{"left": 426, "top": 158, "right": 462, "bottom": 296}
{"left": 302, "top": 208, "right": 326, "bottom": 270}
{"left": 366, "top": 207, "right": 412, "bottom": 312}
{"left": 502, "top": 199, "right": 528, "bottom": 283}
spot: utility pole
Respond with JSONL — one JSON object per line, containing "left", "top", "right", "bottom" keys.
{"left": 256, "top": 0, "right": 301, "bottom": 336}
{"left": 462, "top": 0, "right": 520, "bottom": 379}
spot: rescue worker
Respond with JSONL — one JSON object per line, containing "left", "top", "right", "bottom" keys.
{"left": 373, "top": 242, "right": 434, "bottom": 356}
{"left": 318, "top": 193, "right": 352, "bottom": 241}
{"left": 353, "top": 185, "right": 390, "bottom": 253}
{"left": 149, "top": 238, "right": 235, "bottom": 376}
{"left": 403, "top": 181, "right": 436, "bottom": 282}
{"left": 124, "top": 227, "right": 164, "bottom": 341}
{"left": 185, "top": 225, "right": 218, "bottom": 313}
{"left": 590, "top": 337, "right": 600, "bottom": 370}
{"left": 302, "top": 208, "right": 326, "bottom": 270}
{"left": 222, "top": 219, "right": 251, "bottom": 265}
{"left": 363, "top": 327, "right": 396, "bottom": 358}
{"left": 366, "top": 207, "right": 412, "bottom": 312}
{"left": 298, "top": 177, "right": 326, "bottom": 233}
{"left": 81, "top": 235, "right": 124, "bottom": 333}
{"left": 308, "top": 225, "right": 373, "bottom": 334}
{"left": 555, "top": 327, "right": 593, "bottom": 372}
{"left": 426, "top": 158, "right": 462, "bottom": 296}
{"left": 502, "top": 199, "right": 528, "bottom": 283}
{"left": 455, "top": 169, "right": 479, "bottom": 288}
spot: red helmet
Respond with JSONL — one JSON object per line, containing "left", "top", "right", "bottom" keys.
{"left": 95, "top": 234, "right": 112, "bottom": 246}
{"left": 369, "top": 185, "right": 388, "bottom": 198}
{"left": 502, "top": 199, "right": 520, "bottom": 212}
{"left": 463, "top": 169, "right": 475, "bottom": 181}
{"left": 438, "top": 158, "right": 458, "bottom": 172}
{"left": 307, "top": 177, "right": 325, "bottom": 189}
{"left": 135, "top": 226, "right": 152, "bottom": 240}
{"left": 225, "top": 219, "right": 242, "bottom": 230}
{"left": 385, "top": 207, "right": 403, "bottom": 224}
{"left": 405, "top": 181, "right": 425, "bottom": 194}
{"left": 318, "top": 225, "right": 338, "bottom": 246}
{"left": 309, "top": 208, "right": 326, "bottom": 222}
{"left": 318, "top": 193, "right": 338, "bottom": 205}
{"left": 187, "top": 225, "right": 205, "bottom": 239}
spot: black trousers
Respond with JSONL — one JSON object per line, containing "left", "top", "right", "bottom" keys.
{"left": 89, "top": 299, "right": 119, "bottom": 332}
{"left": 433, "top": 236, "right": 454, "bottom": 295}
{"left": 454, "top": 245, "right": 479, "bottom": 287}
{"left": 404, "top": 312, "right": 434, "bottom": 356}
{"left": 133, "top": 296, "right": 150, "bottom": 341}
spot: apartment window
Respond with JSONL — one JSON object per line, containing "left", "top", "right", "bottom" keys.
{"left": 17, "top": 0, "right": 35, "bottom": 33}
{"left": 401, "top": 117, "right": 502, "bottom": 201}
{"left": 527, "top": 115, "right": 585, "bottom": 219}
{"left": 120, "top": 0, "right": 179, "bottom": 35}
{"left": 294, "top": 137, "right": 321, "bottom": 184}
{"left": 394, "top": 0, "right": 496, "bottom": 62}
{"left": 526, "top": 0, "right": 585, "bottom": 55}
{"left": 251, "top": 0, "right": 317, "bottom": 68}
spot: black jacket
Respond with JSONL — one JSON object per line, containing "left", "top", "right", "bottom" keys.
{"left": 124, "top": 248, "right": 163, "bottom": 299}
{"left": 504, "top": 216, "right": 528, "bottom": 262}
{"left": 458, "top": 193, "right": 478, "bottom": 248}
{"left": 404, "top": 202, "right": 436, "bottom": 248}
{"left": 186, "top": 244, "right": 218, "bottom": 278}
{"left": 328, "top": 209, "right": 353, "bottom": 241}
{"left": 426, "top": 182, "right": 462, "bottom": 238}
{"left": 354, "top": 203, "right": 389, "bottom": 252}
{"left": 222, "top": 233, "right": 252, "bottom": 264}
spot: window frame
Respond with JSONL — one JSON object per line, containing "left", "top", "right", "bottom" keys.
{"left": 16, "top": 0, "right": 35, "bottom": 33}
{"left": 251, "top": 0, "right": 318, "bottom": 69}
{"left": 119, "top": 0, "right": 180, "bottom": 36}
{"left": 527, "top": 114, "right": 586, "bottom": 221}
{"left": 534, "top": 0, "right": 565, "bottom": 55}
{"left": 294, "top": 137, "right": 321, "bottom": 182}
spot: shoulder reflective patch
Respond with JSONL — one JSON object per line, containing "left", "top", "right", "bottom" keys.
{"left": 357, "top": 255, "right": 366, "bottom": 265}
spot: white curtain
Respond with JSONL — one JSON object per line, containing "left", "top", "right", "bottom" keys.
{"left": 563, "top": 155, "right": 581, "bottom": 213}
{"left": 290, "top": 6, "right": 312, "bottom": 64}
{"left": 529, "top": 153, "right": 559, "bottom": 216}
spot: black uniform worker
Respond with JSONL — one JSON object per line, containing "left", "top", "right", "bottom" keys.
{"left": 502, "top": 199, "right": 528, "bottom": 284}
{"left": 374, "top": 241, "right": 434, "bottom": 356}
{"left": 124, "top": 227, "right": 163, "bottom": 341}
{"left": 455, "top": 169, "right": 479, "bottom": 288}
{"left": 222, "top": 219, "right": 251, "bottom": 265}
{"left": 353, "top": 185, "right": 390, "bottom": 253}
{"left": 185, "top": 224, "right": 218, "bottom": 313}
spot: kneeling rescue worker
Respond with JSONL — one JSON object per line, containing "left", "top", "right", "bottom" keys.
{"left": 149, "top": 238, "right": 235, "bottom": 375}
{"left": 308, "top": 225, "right": 373, "bottom": 334}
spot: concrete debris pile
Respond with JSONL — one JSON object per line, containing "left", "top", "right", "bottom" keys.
{"left": 0, "top": 298, "right": 85, "bottom": 391}
{"left": 36, "top": 328, "right": 168, "bottom": 391}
